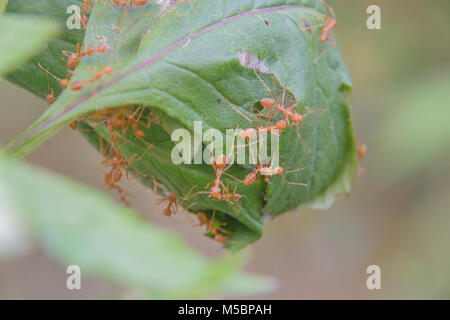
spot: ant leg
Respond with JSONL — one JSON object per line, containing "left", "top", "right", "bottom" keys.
{"left": 147, "top": 110, "right": 153, "bottom": 128}
{"left": 124, "top": 144, "right": 154, "bottom": 178}
{"left": 152, "top": 176, "right": 158, "bottom": 204}
{"left": 298, "top": 22, "right": 325, "bottom": 33}
{"left": 207, "top": 209, "right": 217, "bottom": 233}
{"left": 225, "top": 99, "right": 259, "bottom": 129}
{"left": 281, "top": 174, "right": 307, "bottom": 187}
{"left": 320, "top": 0, "right": 336, "bottom": 19}
{"left": 254, "top": 70, "right": 281, "bottom": 106}
{"left": 224, "top": 131, "right": 238, "bottom": 171}
{"left": 314, "top": 38, "right": 336, "bottom": 64}
{"left": 223, "top": 172, "right": 245, "bottom": 184}
{"left": 179, "top": 185, "right": 198, "bottom": 206}
{"left": 296, "top": 124, "right": 312, "bottom": 154}
{"left": 140, "top": 143, "right": 155, "bottom": 160}
{"left": 283, "top": 167, "right": 305, "bottom": 174}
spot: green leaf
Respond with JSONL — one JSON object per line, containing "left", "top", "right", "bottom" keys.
{"left": 0, "top": 154, "right": 273, "bottom": 299}
{"left": 4, "top": 0, "right": 357, "bottom": 249}
{"left": 0, "top": 14, "right": 59, "bottom": 76}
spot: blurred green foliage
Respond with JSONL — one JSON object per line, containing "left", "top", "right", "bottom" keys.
{"left": 332, "top": 0, "right": 450, "bottom": 298}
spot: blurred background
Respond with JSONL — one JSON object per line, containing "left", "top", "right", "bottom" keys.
{"left": 1, "top": 0, "right": 450, "bottom": 299}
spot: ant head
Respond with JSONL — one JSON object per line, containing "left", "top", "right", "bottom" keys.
{"left": 231, "top": 193, "right": 243, "bottom": 201}
{"left": 273, "top": 166, "right": 284, "bottom": 175}
{"left": 134, "top": 129, "right": 146, "bottom": 138}
{"left": 358, "top": 144, "right": 367, "bottom": 159}
{"left": 327, "top": 17, "right": 337, "bottom": 28}
{"left": 46, "top": 93, "right": 56, "bottom": 105}
{"left": 276, "top": 120, "right": 287, "bottom": 131}
{"left": 112, "top": 155, "right": 121, "bottom": 163}
{"left": 167, "top": 192, "right": 177, "bottom": 201}
{"left": 292, "top": 113, "right": 304, "bottom": 123}
{"left": 210, "top": 186, "right": 221, "bottom": 198}
{"left": 214, "top": 234, "right": 227, "bottom": 243}
{"left": 215, "top": 154, "right": 227, "bottom": 169}
{"left": 68, "top": 54, "right": 78, "bottom": 68}
{"left": 70, "top": 81, "right": 83, "bottom": 91}
{"left": 97, "top": 45, "right": 108, "bottom": 54}
{"left": 260, "top": 98, "right": 275, "bottom": 109}
{"left": 103, "top": 66, "right": 113, "bottom": 74}
{"left": 163, "top": 208, "right": 172, "bottom": 216}
{"left": 241, "top": 128, "right": 256, "bottom": 140}
{"left": 69, "top": 120, "right": 78, "bottom": 130}
{"left": 197, "top": 212, "right": 208, "bottom": 225}
{"left": 60, "top": 78, "right": 70, "bottom": 88}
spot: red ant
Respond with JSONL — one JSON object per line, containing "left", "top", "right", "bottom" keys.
{"left": 196, "top": 211, "right": 209, "bottom": 227}
{"left": 103, "top": 149, "right": 132, "bottom": 206}
{"left": 196, "top": 210, "right": 230, "bottom": 243}
{"left": 133, "top": 0, "right": 148, "bottom": 5}
{"left": 88, "top": 66, "right": 114, "bottom": 83}
{"left": 226, "top": 99, "right": 283, "bottom": 140}
{"left": 124, "top": 106, "right": 152, "bottom": 139}
{"left": 206, "top": 210, "right": 231, "bottom": 243}
{"left": 38, "top": 63, "right": 70, "bottom": 88}
{"left": 68, "top": 66, "right": 114, "bottom": 91}
{"left": 40, "top": 64, "right": 56, "bottom": 105}
{"left": 356, "top": 139, "right": 367, "bottom": 159}
{"left": 315, "top": 0, "right": 337, "bottom": 64}
{"left": 260, "top": 163, "right": 307, "bottom": 186}
{"left": 157, "top": 186, "right": 198, "bottom": 217}
{"left": 69, "top": 120, "right": 78, "bottom": 130}
{"left": 192, "top": 184, "right": 242, "bottom": 212}
{"left": 253, "top": 71, "right": 319, "bottom": 154}
{"left": 81, "top": 0, "right": 92, "bottom": 29}
{"left": 102, "top": 145, "right": 153, "bottom": 206}
{"left": 299, "top": 0, "right": 337, "bottom": 64}
{"left": 88, "top": 108, "right": 124, "bottom": 145}
{"left": 158, "top": 192, "right": 178, "bottom": 216}
{"left": 217, "top": 184, "right": 243, "bottom": 205}
{"left": 63, "top": 43, "right": 108, "bottom": 69}
{"left": 200, "top": 134, "right": 239, "bottom": 202}
{"left": 227, "top": 152, "right": 307, "bottom": 187}
{"left": 46, "top": 88, "right": 56, "bottom": 105}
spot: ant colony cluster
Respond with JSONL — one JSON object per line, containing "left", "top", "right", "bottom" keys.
{"left": 36, "top": 0, "right": 355, "bottom": 246}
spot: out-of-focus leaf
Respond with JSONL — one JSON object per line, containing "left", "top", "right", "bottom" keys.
{"left": 0, "top": 14, "right": 59, "bottom": 76}
{"left": 0, "top": 1, "right": 7, "bottom": 14}
{"left": 0, "top": 154, "right": 274, "bottom": 298}
{"left": 0, "top": 182, "right": 31, "bottom": 257}
{"left": 375, "top": 69, "right": 450, "bottom": 183}
{"left": 383, "top": 180, "right": 450, "bottom": 299}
